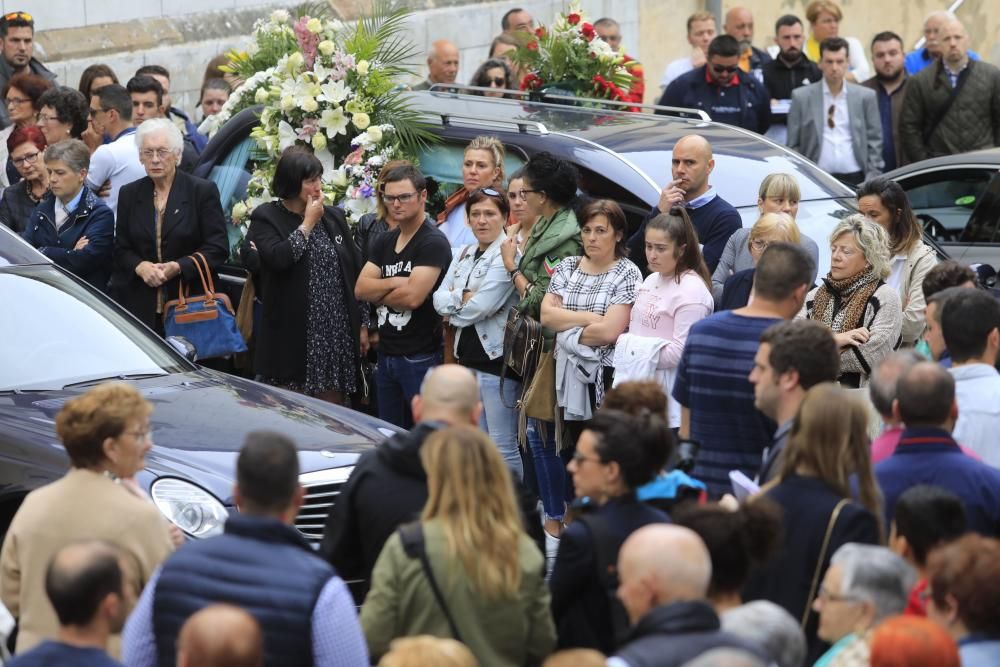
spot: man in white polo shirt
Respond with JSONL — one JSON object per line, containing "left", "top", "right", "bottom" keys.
{"left": 85, "top": 84, "right": 145, "bottom": 217}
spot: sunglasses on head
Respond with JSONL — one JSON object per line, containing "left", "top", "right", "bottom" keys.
{"left": 3, "top": 11, "right": 32, "bottom": 23}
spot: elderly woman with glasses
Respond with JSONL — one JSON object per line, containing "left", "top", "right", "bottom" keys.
{"left": 35, "top": 86, "right": 89, "bottom": 146}
{"left": 21, "top": 138, "right": 114, "bottom": 290}
{"left": 0, "top": 125, "right": 47, "bottom": 233}
{"left": 111, "top": 118, "right": 228, "bottom": 333}
{"left": 434, "top": 187, "right": 521, "bottom": 477}
{"left": 0, "top": 383, "right": 175, "bottom": 656}
{"left": 801, "top": 214, "right": 902, "bottom": 388}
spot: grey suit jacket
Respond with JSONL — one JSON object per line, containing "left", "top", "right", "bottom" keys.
{"left": 787, "top": 81, "right": 884, "bottom": 178}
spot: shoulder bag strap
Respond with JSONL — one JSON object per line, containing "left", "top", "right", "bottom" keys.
{"left": 801, "top": 498, "right": 850, "bottom": 629}
{"left": 397, "top": 523, "right": 463, "bottom": 642}
{"left": 922, "top": 63, "right": 971, "bottom": 144}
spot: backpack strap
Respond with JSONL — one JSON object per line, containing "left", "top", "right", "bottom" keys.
{"left": 397, "top": 522, "right": 463, "bottom": 642}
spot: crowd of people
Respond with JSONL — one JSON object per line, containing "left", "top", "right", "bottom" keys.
{"left": 1, "top": 3, "right": 1000, "bottom": 667}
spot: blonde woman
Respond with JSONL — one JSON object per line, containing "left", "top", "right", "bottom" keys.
{"left": 802, "top": 215, "right": 902, "bottom": 388}
{"left": 743, "top": 383, "right": 881, "bottom": 664}
{"left": 360, "top": 425, "right": 556, "bottom": 666}
{"left": 717, "top": 212, "right": 801, "bottom": 311}
{"left": 436, "top": 135, "right": 506, "bottom": 247}
{"left": 712, "top": 174, "right": 820, "bottom": 301}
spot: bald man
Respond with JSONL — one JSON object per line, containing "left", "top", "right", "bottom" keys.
{"left": 723, "top": 7, "right": 771, "bottom": 82}
{"left": 177, "top": 605, "right": 262, "bottom": 667}
{"left": 900, "top": 17, "right": 1000, "bottom": 163}
{"left": 625, "top": 134, "right": 741, "bottom": 273}
{"left": 321, "top": 365, "right": 485, "bottom": 601}
{"left": 904, "top": 11, "right": 980, "bottom": 75}
{"left": 413, "top": 40, "right": 459, "bottom": 90}
{"left": 608, "top": 525, "right": 764, "bottom": 667}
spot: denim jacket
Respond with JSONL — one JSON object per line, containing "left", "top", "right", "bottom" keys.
{"left": 433, "top": 234, "right": 516, "bottom": 360}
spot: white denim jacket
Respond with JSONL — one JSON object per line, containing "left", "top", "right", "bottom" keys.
{"left": 432, "top": 233, "right": 517, "bottom": 360}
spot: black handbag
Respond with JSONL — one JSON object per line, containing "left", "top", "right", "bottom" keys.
{"left": 500, "top": 307, "right": 544, "bottom": 408}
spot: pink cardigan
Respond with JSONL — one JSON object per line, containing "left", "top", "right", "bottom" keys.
{"left": 627, "top": 270, "right": 714, "bottom": 369}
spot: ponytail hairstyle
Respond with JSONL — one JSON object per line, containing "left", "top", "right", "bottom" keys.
{"left": 465, "top": 135, "right": 506, "bottom": 188}
{"left": 646, "top": 207, "right": 712, "bottom": 291}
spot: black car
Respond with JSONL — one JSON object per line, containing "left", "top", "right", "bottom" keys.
{"left": 196, "top": 90, "right": 862, "bottom": 280}
{"left": 0, "top": 226, "right": 399, "bottom": 544}
{"left": 885, "top": 149, "right": 1000, "bottom": 268}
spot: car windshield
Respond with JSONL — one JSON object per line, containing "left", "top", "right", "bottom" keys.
{"left": 0, "top": 266, "right": 189, "bottom": 391}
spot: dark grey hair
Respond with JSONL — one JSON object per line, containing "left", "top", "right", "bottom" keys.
{"left": 44, "top": 138, "right": 91, "bottom": 173}
{"left": 869, "top": 350, "right": 923, "bottom": 418}
{"left": 722, "top": 601, "right": 806, "bottom": 667}
{"left": 832, "top": 543, "right": 917, "bottom": 623}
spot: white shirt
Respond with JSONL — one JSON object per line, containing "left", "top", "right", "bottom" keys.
{"left": 660, "top": 57, "right": 694, "bottom": 90}
{"left": 887, "top": 254, "right": 907, "bottom": 291}
{"left": 439, "top": 202, "right": 477, "bottom": 250}
{"left": 85, "top": 128, "right": 146, "bottom": 218}
{"left": 950, "top": 363, "right": 1000, "bottom": 467}
{"left": 818, "top": 79, "right": 862, "bottom": 175}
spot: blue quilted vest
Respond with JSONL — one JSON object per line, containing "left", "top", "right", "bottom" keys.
{"left": 151, "top": 514, "right": 333, "bottom": 667}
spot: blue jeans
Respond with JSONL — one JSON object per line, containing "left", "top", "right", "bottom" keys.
{"left": 376, "top": 351, "right": 442, "bottom": 429}
{"left": 476, "top": 371, "right": 522, "bottom": 480}
{"left": 527, "top": 418, "right": 572, "bottom": 521}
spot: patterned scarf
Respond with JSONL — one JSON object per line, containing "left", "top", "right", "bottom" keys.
{"left": 811, "top": 267, "right": 881, "bottom": 333}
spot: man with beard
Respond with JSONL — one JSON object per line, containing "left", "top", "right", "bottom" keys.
{"left": 724, "top": 7, "right": 771, "bottom": 84}
{"left": 762, "top": 15, "right": 821, "bottom": 142}
{"left": 863, "top": 32, "right": 908, "bottom": 171}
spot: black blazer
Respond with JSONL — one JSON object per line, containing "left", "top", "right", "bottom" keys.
{"left": 246, "top": 201, "right": 362, "bottom": 383}
{"left": 111, "top": 170, "right": 229, "bottom": 330}
{"left": 743, "top": 474, "right": 880, "bottom": 663}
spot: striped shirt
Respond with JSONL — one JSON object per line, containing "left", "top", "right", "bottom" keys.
{"left": 672, "top": 311, "right": 779, "bottom": 497}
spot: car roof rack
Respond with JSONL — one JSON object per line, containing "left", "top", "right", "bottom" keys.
{"left": 425, "top": 83, "right": 711, "bottom": 121}
{"left": 437, "top": 112, "right": 549, "bottom": 135}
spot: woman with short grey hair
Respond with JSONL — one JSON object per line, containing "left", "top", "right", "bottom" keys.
{"left": 111, "top": 117, "right": 228, "bottom": 332}
{"left": 811, "top": 543, "right": 916, "bottom": 665}
{"left": 801, "top": 214, "right": 902, "bottom": 388}
{"left": 722, "top": 601, "right": 806, "bottom": 667}
{"left": 21, "top": 138, "right": 115, "bottom": 289}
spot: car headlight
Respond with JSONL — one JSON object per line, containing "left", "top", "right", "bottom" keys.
{"left": 151, "top": 478, "right": 228, "bottom": 539}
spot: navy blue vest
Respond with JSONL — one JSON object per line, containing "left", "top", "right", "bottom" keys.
{"left": 152, "top": 515, "right": 333, "bottom": 667}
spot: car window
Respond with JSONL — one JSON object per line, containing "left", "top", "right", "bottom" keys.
{"left": 418, "top": 142, "right": 527, "bottom": 187}
{"left": 896, "top": 168, "right": 996, "bottom": 242}
{"left": 207, "top": 136, "right": 257, "bottom": 262}
{"left": 960, "top": 173, "right": 1000, "bottom": 244}
{"left": 0, "top": 267, "right": 188, "bottom": 390}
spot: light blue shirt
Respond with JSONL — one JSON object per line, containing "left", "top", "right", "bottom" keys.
{"left": 949, "top": 363, "right": 1000, "bottom": 468}
{"left": 121, "top": 568, "right": 369, "bottom": 667}
{"left": 432, "top": 233, "right": 516, "bottom": 360}
{"left": 686, "top": 186, "right": 718, "bottom": 210}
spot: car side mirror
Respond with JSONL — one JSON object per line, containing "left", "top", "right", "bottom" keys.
{"left": 166, "top": 336, "right": 198, "bottom": 362}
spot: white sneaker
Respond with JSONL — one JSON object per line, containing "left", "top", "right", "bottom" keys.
{"left": 544, "top": 530, "right": 560, "bottom": 581}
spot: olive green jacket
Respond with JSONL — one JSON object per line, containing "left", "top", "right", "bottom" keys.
{"left": 516, "top": 207, "right": 582, "bottom": 324}
{"left": 360, "top": 519, "right": 556, "bottom": 666}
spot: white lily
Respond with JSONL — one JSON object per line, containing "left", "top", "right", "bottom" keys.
{"left": 320, "top": 107, "right": 350, "bottom": 137}
{"left": 277, "top": 120, "right": 298, "bottom": 151}
{"left": 318, "top": 80, "right": 349, "bottom": 104}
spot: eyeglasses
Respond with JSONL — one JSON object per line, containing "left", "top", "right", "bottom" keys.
{"left": 89, "top": 107, "right": 110, "bottom": 118}
{"left": 5, "top": 96, "right": 29, "bottom": 107}
{"left": 382, "top": 191, "right": 419, "bottom": 205}
{"left": 37, "top": 113, "right": 57, "bottom": 123}
{"left": 140, "top": 148, "right": 174, "bottom": 160}
{"left": 749, "top": 239, "right": 771, "bottom": 251}
{"left": 571, "top": 451, "right": 604, "bottom": 465}
{"left": 10, "top": 151, "right": 38, "bottom": 166}
{"left": 711, "top": 64, "right": 740, "bottom": 75}
{"left": 517, "top": 189, "right": 542, "bottom": 199}
{"left": 827, "top": 104, "right": 836, "bottom": 129}
{"left": 3, "top": 11, "right": 32, "bottom": 23}
{"left": 488, "top": 77, "right": 505, "bottom": 86}
{"left": 507, "top": 190, "right": 526, "bottom": 201}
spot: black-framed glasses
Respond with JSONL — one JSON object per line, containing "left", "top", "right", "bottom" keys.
{"left": 517, "top": 189, "right": 542, "bottom": 199}
{"left": 827, "top": 104, "right": 836, "bottom": 129}
{"left": 382, "top": 191, "right": 419, "bottom": 205}
{"left": 10, "top": 151, "right": 39, "bottom": 166}
{"left": 712, "top": 64, "right": 739, "bottom": 75}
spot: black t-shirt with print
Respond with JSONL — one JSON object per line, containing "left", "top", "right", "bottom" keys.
{"left": 370, "top": 221, "right": 452, "bottom": 356}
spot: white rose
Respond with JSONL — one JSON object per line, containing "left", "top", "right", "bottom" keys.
{"left": 366, "top": 126, "right": 383, "bottom": 143}
{"left": 301, "top": 96, "right": 319, "bottom": 112}
{"left": 356, "top": 60, "right": 370, "bottom": 76}
{"left": 271, "top": 9, "right": 289, "bottom": 23}
{"left": 287, "top": 52, "right": 304, "bottom": 72}
{"left": 280, "top": 95, "right": 296, "bottom": 112}
{"left": 306, "top": 18, "right": 323, "bottom": 34}
{"left": 331, "top": 168, "right": 349, "bottom": 189}
{"left": 318, "top": 40, "right": 335, "bottom": 56}
{"left": 352, "top": 112, "right": 370, "bottom": 130}
{"left": 232, "top": 202, "right": 248, "bottom": 220}
{"left": 312, "top": 133, "right": 328, "bottom": 151}
{"left": 254, "top": 87, "right": 269, "bottom": 104}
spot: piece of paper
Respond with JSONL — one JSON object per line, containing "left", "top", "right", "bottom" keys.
{"left": 730, "top": 470, "right": 761, "bottom": 501}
